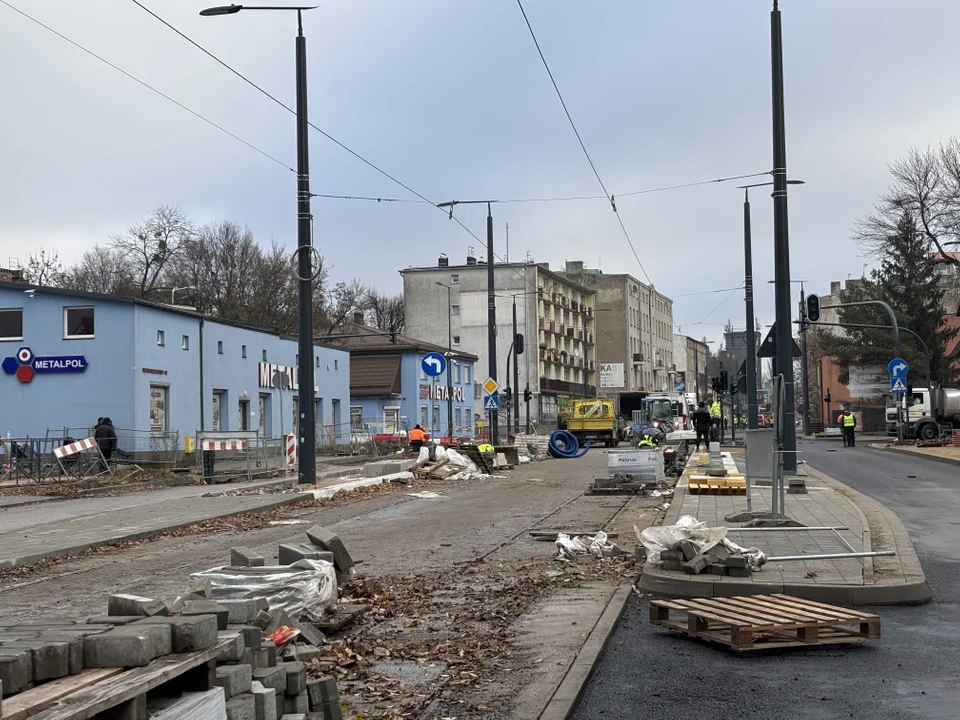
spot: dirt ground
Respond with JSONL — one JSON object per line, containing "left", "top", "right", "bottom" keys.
{"left": 0, "top": 448, "right": 671, "bottom": 719}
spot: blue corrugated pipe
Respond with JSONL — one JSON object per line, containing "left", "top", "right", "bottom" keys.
{"left": 548, "top": 429, "right": 590, "bottom": 459}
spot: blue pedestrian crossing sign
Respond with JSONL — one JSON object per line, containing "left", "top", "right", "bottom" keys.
{"left": 890, "top": 376, "right": 907, "bottom": 393}
{"left": 483, "top": 395, "right": 500, "bottom": 411}
{"left": 421, "top": 351, "right": 446, "bottom": 377}
{"left": 888, "top": 357, "right": 908, "bottom": 378}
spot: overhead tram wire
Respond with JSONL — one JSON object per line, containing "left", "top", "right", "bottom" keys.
{"left": 0, "top": 0, "right": 295, "bottom": 173}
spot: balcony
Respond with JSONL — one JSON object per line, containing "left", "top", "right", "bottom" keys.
{"left": 566, "top": 327, "right": 574, "bottom": 338}
{"left": 576, "top": 329, "right": 583, "bottom": 340}
{"left": 587, "top": 307, "right": 593, "bottom": 316}
{"left": 632, "top": 353, "right": 643, "bottom": 364}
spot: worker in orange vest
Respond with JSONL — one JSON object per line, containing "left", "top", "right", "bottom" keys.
{"left": 408, "top": 425, "right": 425, "bottom": 452}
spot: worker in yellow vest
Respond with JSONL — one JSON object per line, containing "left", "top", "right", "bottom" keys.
{"left": 841, "top": 410, "right": 857, "bottom": 447}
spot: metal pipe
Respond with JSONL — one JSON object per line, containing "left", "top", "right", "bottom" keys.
{"left": 766, "top": 550, "right": 896, "bottom": 561}
{"left": 726, "top": 526, "right": 851, "bottom": 532}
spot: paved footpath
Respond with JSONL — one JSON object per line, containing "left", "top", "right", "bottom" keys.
{"left": 0, "top": 467, "right": 362, "bottom": 568}
{"left": 639, "top": 450, "right": 930, "bottom": 604}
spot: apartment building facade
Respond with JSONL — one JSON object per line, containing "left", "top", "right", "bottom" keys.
{"left": 401, "top": 251, "right": 596, "bottom": 426}
{"left": 672, "top": 334, "right": 711, "bottom": 401}
{"left": 559, "top": 261, "right": 674, "bottom": 393}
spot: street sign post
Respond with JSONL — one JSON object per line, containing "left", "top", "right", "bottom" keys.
{"left": 422, "top": 352, "right": 446, "bottom": 378}
{"left": 481, "top": 377, "right": 501, "bottom": 395}
{"left": 888, "top": 357, "right": 908, "bottom": 378}
{"left": 891, "top": 377, "right": 907, "bottom": 393}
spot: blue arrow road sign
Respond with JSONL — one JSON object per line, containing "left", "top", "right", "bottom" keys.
{"left": 891, "top": 376, "right": 907, "bottom": 393}
{"left": 421, "top": 352, "right": 446, "bottom": 378}
{"left": 483, "top": 395, "right": 500, "bottom": 411}
{"left": 888, "top": 357, "right": 909, "bottom": 378}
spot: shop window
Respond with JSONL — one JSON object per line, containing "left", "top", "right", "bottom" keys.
{"left": 0, "top": 308, "right": 23, "bottom": 341}
{"left": 64, "top": 306, "right": 94, "bottom": 338}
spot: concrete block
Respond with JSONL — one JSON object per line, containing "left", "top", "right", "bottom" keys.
{"left": 136, "top": 614, "right": 218, "bottom": 653}
{"left": 727, "top": 566, "right": 752, "bottom": 577}
{"left": 292, "top": 645, "right": 324, "bottom": 664}
{"left": 710, "top": 544, "right": 730, "bottom": 560}
{"left": 255, "top": 598, "right": 270, "bottom": 612}
{"left": 216, "top": 664, "right": 253, "bottom": 700}
{"left": 226, "top": 693, "right": 257, "bottom": 720}
{"left": 678, "top": 540, "right": 698, "bottom": 561}
{"left": 306, "top": 677, "right": 338, "bottom": 707}
{"left": 659, "top": 550, "right": 684, "bottom": 563}
{"left": 278, "top": 544, "right": 332, "bottom": 566}
{"left": 83, "top": 624, "right": 172, "bottom": 668}
{"left": 265, "top": 609, "right": 293, "bottom": 636}
{"left": 681, "top": 554, "right": 710, "bottom": 575}
{"left": 219, "top": 599, "right": 259, "bottom": 625}
{"left": 304, "top": 526, "right": 354, "bottom": 572}
{"left": 279, "top": 661, "right": 306, "bottom": 696}
{"left": 169, "top": 593, "right": 205, "bottom": 613}
{"left": 229, "top": 625, "right": 263, "bottom": 651}
{"left": 107, "top": 593, "right": 168, "bottom": 617}
{"left": 34, "top": 635, "right": 83, "bottom": 675}
{"left": 187, "top": 576, "right": 213, "bottom": 599}
{"left": 252, "top": 610, "right": 272, "bottom": 631}
{"left": 661, "top": 560, "right": 683, "bottom": 572}
{"left": 8, "top": 621, "right": 77, "bottom": 628}
{"left": 706, "top": 564, "right": 728, "bottom": 576}
{"left": 218, "top": 631, "right": 246, "bottom": 662}
{"left": 84, "top": 615, "right": 144, "bottom": 626}
{"left": 252, "top": 665, "right": 286, "bottom": 694}
{"left": 724, "top": 556, "right": 748, "bottom": 568}
{"left": 263, "top": 640, "right": 277, "bottom": 666}
{"left": 0, "top": 648, "right": 33, "bottom": 693}
{"left": 240, "top": 647, "right": 257, "bottom": 669}
{"left": 294, "top": 622, "right": 325, "bottom": 648}
{"left": 232, "top": 547, "right": 267, "bottom": 567}
{"left": 2, "top": 641, "right": 70, "bottom": 681}
{"left": 315, "top": 699, "right": 342, "bottom": 720}
{"left": 256, "top": 648, "right": 273, "bottom": 669}
{"left": 281, "top": 715, "right": 307, "bottom": 720}
{"left": 283, "top": 691, "right": 309, "bottom": 715}
{"left": 181, "top": 600, "right": 230, "bottom": 630}
{"left": 250, "top": 680, "right": 278, "bottom": 720}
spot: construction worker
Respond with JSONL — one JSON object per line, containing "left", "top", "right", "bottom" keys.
{"left": 692, "top": 402, "right": 712, "bottom": 452}
{"left": 841, "top": 410, "right": 857, "bottom": 447}
{"left": 637, "top": 428, "right": 663, "bottom": 448}
{"left": 408, "top": 424, "right": 425, "bottom": 452}
{"left": 709, "top": 398, "right": 721, "bottom": 442}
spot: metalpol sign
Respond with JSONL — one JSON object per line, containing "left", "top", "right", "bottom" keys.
{"left": 2, "top": 347, "right": 88, "bottom": 383}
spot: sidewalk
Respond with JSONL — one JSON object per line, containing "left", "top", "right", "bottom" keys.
{"left": 638, "top": 453, "right": 930, "bottom": 605}
{"left": 0, "top": 468, "right": 371, "bottom": 569}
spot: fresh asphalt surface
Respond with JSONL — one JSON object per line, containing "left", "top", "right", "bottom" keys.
{"left": 572, "top": 438, "right": 960, "bottom": 720}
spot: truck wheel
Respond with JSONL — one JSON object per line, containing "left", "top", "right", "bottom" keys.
{"left": 918, "top": 423, "right": 938, "bottom": 442}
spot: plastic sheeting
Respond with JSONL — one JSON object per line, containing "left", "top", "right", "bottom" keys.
{"left": 635, "top": 515, "right": 766, "bottom": 569}
{"left": 555, "top": 531, "right": 615, "bottom": 560}
{"left": 148, "top": 688, "right": 226, "bottom": 720}
{"left": 191, "top": 558, "right": 337, "bottom": 620}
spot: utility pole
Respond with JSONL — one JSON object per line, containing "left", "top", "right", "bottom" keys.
{"left": 743, "top": 188, "right": 759, "bottom": 430}
{"left": 799, "top": 283, "right": 810, "bottom": 436}
{"left": 770, "top": 0, "right": 797, "bottom": 473}
{"left": 513, "top": 297, "right": 520, "bottom": 434}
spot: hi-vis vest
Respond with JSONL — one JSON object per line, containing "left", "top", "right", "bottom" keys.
{"left": 843, "top": 413, "right": 855, "bottom": 427}
{"left": 710, "top": 402, "right": 721, "bottom": 418}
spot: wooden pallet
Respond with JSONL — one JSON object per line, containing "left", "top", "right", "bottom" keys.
{"left": 649, "top": 594, "right": 880, "bottom": 651}
{"left": 688, "top": 484, "right": 747, "bottom": 495}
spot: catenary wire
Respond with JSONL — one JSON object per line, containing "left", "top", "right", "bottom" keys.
{"left": 1, "top": 0, "right": 296, "bottom": 173}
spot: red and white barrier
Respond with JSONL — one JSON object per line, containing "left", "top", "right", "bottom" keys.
{"left": 54, "top": 437, "right": 98, "bottom": 459}
{"left": 286, "top": 434, "right": 297, "bottom": 467}
{"left": 201, "top": 440, "right": 249, "bottom": 451}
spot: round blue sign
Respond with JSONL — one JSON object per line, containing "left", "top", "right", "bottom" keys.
{"left": 421, "top": 351, "right": 447, "bottom": 377}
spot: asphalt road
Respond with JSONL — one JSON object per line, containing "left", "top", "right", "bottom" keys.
{"left": 573, "top": 439, "right": 960, "bottom": 720}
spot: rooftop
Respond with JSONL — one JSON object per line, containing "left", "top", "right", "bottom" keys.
{"left": 323, "top": 320, "right": 478, "bottom": 361}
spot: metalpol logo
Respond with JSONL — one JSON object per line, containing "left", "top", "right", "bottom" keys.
{"left": 2, "top": 347, "right": 88, "bottom": 384}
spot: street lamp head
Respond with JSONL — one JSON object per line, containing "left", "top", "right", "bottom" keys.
{"left": 200, "top": 4, "right": 242, "bottom": 15}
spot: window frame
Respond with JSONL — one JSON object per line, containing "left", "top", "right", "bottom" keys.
{"left": 241, "top": 344, "right": 247, "bottom": 359}
{"left": 63, "top": 305, "right": 95, "bottom": 339}
{"left": 0, "top": 308, "right": 24, "bottom": 342}
{"left": 157, "top": 330, "right": 165, "bottom": 347}
{"left": 181, "top": 334, "right": 190, "bottom": 351}
{"left": 217, "top": 340, "right": 224, "bottom": 355}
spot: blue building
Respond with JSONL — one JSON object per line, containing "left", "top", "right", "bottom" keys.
{"left": 0, "top": 282, "right": 350, "bottom": 446}
{"left": 328, "top": 319, "right": 477, "bottom": 440}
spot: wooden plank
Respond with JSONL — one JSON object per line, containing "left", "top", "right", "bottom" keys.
{"left": 743, "top": 596, "right": 860, "bottom": 623}
{"left": 769, "top": 594, "right": 878, "bottom": 620}
{"left": 727, "top": 596, "right": 834, "bottom": 623}
{"left": 30, "top": 639, "right": 236, "bottom": 720}
{"left": 670, "top": 599, "right": 774, "bottom": 628}
{"left": 691, "top": 597, "right": 805, "bottom": 626}
{"left": 2, "top": 669, "right": 125, "bottom": 720}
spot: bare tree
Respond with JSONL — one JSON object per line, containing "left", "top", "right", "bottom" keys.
{"left": 318, "top": 279, "right": 368, "bottom": 335}
{"left": 364, "top": 290, "right": 404, "bottom": 334}
{"left": 856, "top": 139, "right": 960, "bottom": 265}
{"left": 23, "top": 248, "right": 63, "bottom": 286}
{"left": 61, "top": 245, "right": 136, "bottom": 295}
{"left": 110, "top": 205, "right": 194, "bottom": 298}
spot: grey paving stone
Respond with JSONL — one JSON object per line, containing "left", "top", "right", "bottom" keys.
{"left": 219, "top": 599, "right": 259, "bottom": 625}
{"left": 84, "top": 615, "right": 144, "bottom": 626}
{"left": 232, "top": 547, "right": 267, "bottom": 567}
{"left": 83, "top": 624, "right": 172, "bottom": 668}
{"left": 136, "top": 614, "right": 218, "bottom": 653}
{"left": 226, "top": 693, "right": 257, "bottom": 720}
{"left": 252, "top": 665, "right": 286, "bottom": 694}
{"left": 283, "top": 691, "right": 309, "bottom": 715}
{"left": 251, "top": 680, "right": 279, "bottom": 720}
{"left": 277, "top": 544, "right": 331, "bottom": 566}
{"left": 216, "top": 664, "right": 253, "bottom": 699}
{"left": 278, "top": 661, "right": 306, "bottom": 696}
{"left": 107, "top": 593, "right": 168, "bottom": 617}
{"left": 1, "top": 640, "right": 70, "bottom": 682}
{"left": 304, "top": 526, "right": 354, "bottom": 572}
{"left": 228, "top": 625, "right": 263, "bottom": 651}
{"left": 34, "top": 634, "right": 84, "bottom": 675}
{"left": 0, "top": 648, "right": 33, "bottom": 693}
{"left": 181, "top": 600, "right": 230, "bottom": 630}
{"left": 306, "top": 676, "right": 338, "bottom": 707}
{"left": 218, "top": 631, "right": 246, "bottom": 662}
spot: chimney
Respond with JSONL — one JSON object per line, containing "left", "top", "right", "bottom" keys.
{"left": 353, "top": 311, "right": 364, "bottom": 325}
{"left": 438, "top": 253, "right": 448, "bottom": 267}
{"left": 566, "top": 260, "right": 584, "bottom": 272}
{"left": 830, "top": 281, "right": 841, "bottom": 295}
{"left": 466, "top": 246, "right": 477, "bottom": 265}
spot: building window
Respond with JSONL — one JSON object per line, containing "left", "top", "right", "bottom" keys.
{"left": 350, "top": 406, "right": 363, "bottom": 430}
{"left": 453, "top": 335, "right": 461, "bottom": 345}
{"left": 262, "top": 349, "right": 267, "bottom": 362}
{"left": 454, "top": 361, "right": 461, "bottom": 384}
{"left": 420, "top": 406, "right": 428, "bottom": 427}
{"left": 241, "top": 344, "right": 247, "bottom": 359}
{"left": 452, "top": 304, "right": 460, "bottom": 316}
{"left": 181, "top": 335, "right": 190, "bottom": 350}
{"left": 296, "top": 354, "right": 299, "bottom": 366}
{"left": 64, "top": 306, "right": 95, "bottom": 338}
{"left": 0, "top": 308, "right": 23, "bottom": 341}
{"left": 156, "top": 330, "right": 165, "bottom": 347}
{"left": 464, "top": 364, "right": 471, "bottom": 385}
{"left": 451, "top": 273, "right": 460, "bottom": 284}
{"left": 335, "top": 359, "right": 339, "bottom": 370}
{"left": 218, "top": 340, "right": 224, "bottom": 355}
{"left": 455, "top": 407, "right": 462, "bottom": 432}
{"left": 316, "top": 356, "right": 320, "bottom": 367}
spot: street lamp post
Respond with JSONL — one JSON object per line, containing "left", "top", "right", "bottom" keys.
{"left": 202, "top": 3, "right": 319, "bottom": 484}
{"left": 436, "top": 282, "right": 454, "bottom": 442}
{"left": 767, "top": 277, "right": 808, "bottom": 435}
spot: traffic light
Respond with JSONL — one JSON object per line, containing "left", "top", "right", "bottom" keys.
{"left": 515, "top": 333, "right": 524, "bottom": 355}
{"left": 824, "top": 390, "right": 831, "bottom": 404}
{"left": 503, "top": 387, "right": 512, "bottom": 405}
{"left": 523, "top": 387, "right": 532, "bottom": 402}
{"left": 719, "top": 370, "right": 729, "bottom": 393}
{"left": 806, "top": 294, "right": 821, "bottom": 322}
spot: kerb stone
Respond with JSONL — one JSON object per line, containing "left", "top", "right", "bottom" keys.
{"left": 181, "top": 600, "right": 230, "bottom": 630}
{"left": 83, "top": 624, "right": 172, "bottom": 668}
{"left": 305, "top": 526, "right": 354, "bottom": 572}
{"left": 250, "top": 680, "right": 279, "bottom": 720}
{"left": 107, "top": 593, "right": 168, "bottom": 617}
{"left": 231, "top": 547, "right": 266, "bottom": 567}
{"left": 0, "top": 649, "right": 33, "bottom": 693}
{"left": 215, "top": 663, "right": 253, "bottom": 699}
{"left": 136, "top": 614, "right": 218, "bottom": 652}
{"left": 252, "top": 665, "right": 285, "bottom": 694}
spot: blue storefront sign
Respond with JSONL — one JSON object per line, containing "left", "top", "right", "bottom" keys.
{"left": 2, "top": 347, "right": 88, "bottom": 383}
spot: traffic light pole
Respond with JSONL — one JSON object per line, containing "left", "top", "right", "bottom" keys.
{"left": 513, "top": 298, "right": 520, "bottom": 434}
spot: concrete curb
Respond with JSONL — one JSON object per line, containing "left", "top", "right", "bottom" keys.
{"left": 300, "top": 477, "right": 387, "bottom": 500}
{"left": 875, "top": 444, "right": 960, "bottom": 467}
{"left": 538, "top": 582, "right": 632, "bottom": 720}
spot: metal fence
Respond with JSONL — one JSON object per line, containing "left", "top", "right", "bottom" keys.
{"left": 55, "top": 427, "right": 180, "bottom": 467}
{"left": 0, "top": 436, "right": 69, "bottom": 484}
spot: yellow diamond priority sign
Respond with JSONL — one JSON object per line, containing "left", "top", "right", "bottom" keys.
{"left": 482, "top": 377, "right": 500, "bottom": 395}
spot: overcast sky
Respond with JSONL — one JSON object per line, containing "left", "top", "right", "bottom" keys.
{"left": 3, "top": 0, "right": 959, "bottom": 348}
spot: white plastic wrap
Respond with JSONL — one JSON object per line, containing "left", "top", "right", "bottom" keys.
{"left": 191, "top": 558, "right": 337, "bottom": 619}
{"left": 555, "top": 531, "right": 614, "bottom": 560}
{"left": 720, "top": 537, "right": 767, "bottom": 570}
{"left": 635, "top": 514, "right": 728, "bottom": 563}
{"left": 148, "top": 688, "right": 226, "bottom": 720}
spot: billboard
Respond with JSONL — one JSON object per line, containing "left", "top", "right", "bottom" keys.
{"left": 848, "top": 365, "right": 888, "bottom": 398}
{"left": 674, "top": 372, "right": 686, "bottom": 392}
{"left": 598, "top": 362, "right": 624, "bottom": 388}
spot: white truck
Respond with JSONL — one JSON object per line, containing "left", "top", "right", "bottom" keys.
{"left": 887, "top": 385, "right": 960, "bottom": 441}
